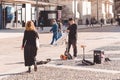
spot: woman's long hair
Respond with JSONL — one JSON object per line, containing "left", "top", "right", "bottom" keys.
{"left": 25, "top": 21, "right": 36, "bottom": 31}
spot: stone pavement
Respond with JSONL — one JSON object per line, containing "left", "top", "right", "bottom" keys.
{"left": 1, "top": 66, "right": 120, "bottom": 80}
{"left": 1, "top": 25, "right": 120, "bottom": 80}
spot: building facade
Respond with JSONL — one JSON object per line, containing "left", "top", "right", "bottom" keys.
{"left": 50, "top": 0, "right": 114, "bottom": 24}
{"left": 0, "top": 0, "right": 57, "bottom": 29}
{"left": 114, "top": 0, "right": 120, "bottom": 18}
{"left": 0, "top": 0, "right": 114, "bottom": 29}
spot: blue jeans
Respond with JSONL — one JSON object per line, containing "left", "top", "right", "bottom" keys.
{"left": 58, "top": 32, "right": 62, "bottom": 39}
{"left": 50, "top": 33, "right": 58, "bottom": 45}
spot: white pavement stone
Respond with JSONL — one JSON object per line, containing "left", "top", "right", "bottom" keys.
{"left": 0, "top": 29, "right": 24, "bottom": 39}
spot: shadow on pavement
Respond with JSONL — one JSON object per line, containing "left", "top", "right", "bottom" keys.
{"left": 0, "top": 72, "right": 22, "bottom": 77}
{"left": 5, "top": 62, "right": 24, "bottom": 65}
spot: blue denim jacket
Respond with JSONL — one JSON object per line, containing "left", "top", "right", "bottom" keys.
{"left": 50, "top": 24, "right": 58, "bottom": 33}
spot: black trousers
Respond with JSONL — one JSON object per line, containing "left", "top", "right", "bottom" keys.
{"left": 68, "top": 39, "right": 77, "bottom": 57}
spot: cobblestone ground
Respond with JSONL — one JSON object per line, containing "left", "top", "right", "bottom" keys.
{"left": 2, "top": 52, "right": 120, "bottom": 80}
{"left": 1, "top": 26, "right": 120, "bottom": 80}
{"left": 50, "top": 59, "right": 120, "bottom": 71}
{"left": 1, "top": 66, "right": 120, "bottom": 80}
{"left": 49, "top": 45, "right": 120, "bottom": 71}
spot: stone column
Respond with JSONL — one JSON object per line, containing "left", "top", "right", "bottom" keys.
{"left": 98, "top": 0, "right": 102, "bottom": 20}
{"left": 91, "top": 0, "right": 97, "bottom": 20}
{"left": 78, "top": 0, "right": 82, "bottom": 19}
{"left": 91, "top": 0, "right": 103, "bottom": 22}
{"left": 77, "top": 0, "right": 83, "bottom": 24}
{"left": 21, "top": 3, "right": 31, "bottom": 27}
{"left": 25, "top": 4, "right": 32, "bottom": 23}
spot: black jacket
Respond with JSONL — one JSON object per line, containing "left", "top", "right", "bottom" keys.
{"left": 22, "top": 30, "right": 39, "bottom": 47}
{"left": 67, "top": 24, "right": 77, "bottom": 40}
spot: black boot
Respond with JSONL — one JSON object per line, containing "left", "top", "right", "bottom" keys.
{"left": 28, "top": 66, "right": 31, "bottom": 73}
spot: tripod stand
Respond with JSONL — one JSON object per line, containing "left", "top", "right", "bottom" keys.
{"left": 81, "top": 45, "right": 94, "bottom": 65}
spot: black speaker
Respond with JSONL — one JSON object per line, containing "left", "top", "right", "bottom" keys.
{"left": 57, "top": 6, "right": 62, "bottom": 10}
{"left": 94, "top": 50, "right": 102, "bottom": 64}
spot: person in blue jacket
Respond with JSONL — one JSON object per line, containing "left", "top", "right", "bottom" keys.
{"left": 50, "top": 19, "right": 58, "bottom": 45}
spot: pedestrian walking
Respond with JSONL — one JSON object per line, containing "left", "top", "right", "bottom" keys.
{"left": 21, "top": 21, "right": 39, "bottom": 73}
{"left": 100, "top": 18, "right": 104, "bottom": 27}
{"left": 39, "top": 17, "right": 44, "bottom": 30}
{"left": 86, "top": 18, "right": 89, "bottom": 26}
{"left": 67, "top": 18, "right": 77, "bottom": 59}
{"left": 90, "top": 18, "right": 94, "bottom": 27}
{"left": 50, "top": 19, "right": 59, "bottom": 45}
{"left": 57, "top": 20, "right": 63, "bottom": 39}
{"left": 116, "top": 17, "right": 120, "bottom": 27}
{"left": 110, "top": 18, "right": 113, "bottom": 25}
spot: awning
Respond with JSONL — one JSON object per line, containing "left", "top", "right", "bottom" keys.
{"left": 0, "top": 0, "right": 57, "bottom": 6}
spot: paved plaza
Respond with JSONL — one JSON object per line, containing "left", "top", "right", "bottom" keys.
{"left": 1, "top": 25, "right": 120, "bottom": 80}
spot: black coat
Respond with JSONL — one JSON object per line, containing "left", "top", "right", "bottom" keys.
{"left": 22, "top": 30, "right": 39, "bottom": 66}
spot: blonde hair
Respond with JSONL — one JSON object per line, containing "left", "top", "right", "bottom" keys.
{"left": 25, "top": 21, "right": 36, "bottom": 31}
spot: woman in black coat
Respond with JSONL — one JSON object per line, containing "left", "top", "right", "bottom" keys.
{"left": 22, "top": 21, "right": 39, "bottom": 73}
